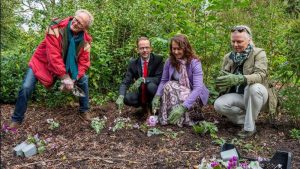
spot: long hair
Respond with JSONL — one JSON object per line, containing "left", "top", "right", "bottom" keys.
{"left": 169, "top": 34, "right": 198, "bottom": 71}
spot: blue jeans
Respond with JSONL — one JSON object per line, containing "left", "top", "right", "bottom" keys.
{"left": 11, "top": 68, "right": 89, "bottom": 123}
{"left": 77, "top": 75, "right": 89, "bottom": 113}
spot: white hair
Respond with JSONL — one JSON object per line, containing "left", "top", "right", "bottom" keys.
{"left": 75, "top": 9, "right": 94, "bottom": 28}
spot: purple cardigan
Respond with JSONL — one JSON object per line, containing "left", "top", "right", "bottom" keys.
{"left": 156, "top": 58, "right": 209, "bottom": 109}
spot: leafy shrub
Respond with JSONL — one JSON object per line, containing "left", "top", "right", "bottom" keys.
{"left": 0, "top": 52, "right": 28, "bottom": 103}
{"left": 279, "top": 85, "right": 300, "bottom": 126}
{"left": 0, "top": 51, "right": 74, "bottom": 107}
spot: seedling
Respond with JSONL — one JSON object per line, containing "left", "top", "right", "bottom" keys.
{"left": 147, "top": 128, "right": 164, "bottom": 137}
{"left": 212, "top": 137, "right": 226, "bottom": 146}
{"left": 91, "top": 116, "right": 107, "bottom": 134}
{"left": 46, "top": 118, "right": 60, "bottom": 130}
{"left": 26, "top": 134, "right": 47, "bottom": 154}
{"left": 111, "top": 117, "right": 131, "bottom": 132}
{"left": 289, "top": 128, "right": 300, "bottom": 140}
{"left": 139, "top": 124, "right": 149, "bottom": 133}
{"left": 193, "top": 121, "right": 218, "bottom": 138}
{"left": 164, "top": 128, "right": 179, "bottom": 139}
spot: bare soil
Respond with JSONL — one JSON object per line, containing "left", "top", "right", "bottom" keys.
{"left": 1, "top": 103, "right": 299, "bottom": 169}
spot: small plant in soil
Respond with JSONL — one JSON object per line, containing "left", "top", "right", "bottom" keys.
{"left": 193, "top": 121, "right": 218, "bottom": 138}
{"left": 111, "top": 117, "right": 132, "bottom": 132}
{"left": 91, "top": 116, "right": 107, "bottom": 134}
{"left": 147, "top": 128, "right": 164, "bottom": 137}
{"left": 46, "top": 118, "right": 60, "bottom": 130}
{"left": 27, "top": 134, "right": 47, "bottom": 154}
{"left": 163, "top": 129, "right": 184, "bottom": 139}
{"left": 212, "top": 137, "right": 226, "bottom": 146}
{"left": 289, "top": 128, "right": 300, "bottom": 140}
{"left": 139, "top": 123, "right": 149, "bottom": 133}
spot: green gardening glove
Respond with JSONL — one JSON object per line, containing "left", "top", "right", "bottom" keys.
{"left": 152, "top": 95, "right": 161, "bottom": 114}
{"left": 129, "top": 77, "right": 144, "bottom": 92}
{"left": 215, "top": 71, "right": 245, "bottom": 88}
{"left": 168, "top": 104, "right": 187, "bottom": 124}
{"left": 116, "top": 95, "right": 124, "bottom": 110}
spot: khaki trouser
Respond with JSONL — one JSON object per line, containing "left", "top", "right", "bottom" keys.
{"left": 214, "top": 83, "right": 268, "bottom": 132}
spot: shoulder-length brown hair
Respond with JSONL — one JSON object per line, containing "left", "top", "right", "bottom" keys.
{"left": 169, "top": 34, "right": 199, "bottom": 71}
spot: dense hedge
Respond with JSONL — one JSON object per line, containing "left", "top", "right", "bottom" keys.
{"left": 1, "top": 0, "right": 299, "bottom": 124}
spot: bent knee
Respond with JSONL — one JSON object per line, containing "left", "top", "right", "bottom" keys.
{"left": 248, "top": 83, "right": 267, "bottom": 97}
{"left": 214, "top": 98, "right": 225, "bottom": 114}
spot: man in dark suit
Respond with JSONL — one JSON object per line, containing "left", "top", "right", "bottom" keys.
{"left": 116, "top": 37, "right": 164, "bottom": 116}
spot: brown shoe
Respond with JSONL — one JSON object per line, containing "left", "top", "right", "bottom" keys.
{"left": 79, "top": 112, "right": 93, "bottom": 121}
{"left": 9, "top": 122, "right": 21, "bottom": 129}
{"left": 2, "top": 122, "right": 21, "bottom": 133}
{"left": 237, "top": 129, "right": 256, "bottom": 138}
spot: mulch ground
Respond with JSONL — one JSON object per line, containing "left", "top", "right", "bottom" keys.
{"left": 1, "top": 103, "right": 299, "bottom": 169}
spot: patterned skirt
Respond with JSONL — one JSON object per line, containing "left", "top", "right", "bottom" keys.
{"left": 159, "top": 81, "right": 203, "bottom": 127}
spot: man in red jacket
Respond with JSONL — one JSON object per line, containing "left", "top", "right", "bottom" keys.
{"left": 9, "top": 9, "right": 93, "bottom": 129}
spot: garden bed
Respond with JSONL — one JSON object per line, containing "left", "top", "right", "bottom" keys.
{"left": 1, "top": 103, "right": 299, "bottom": 168}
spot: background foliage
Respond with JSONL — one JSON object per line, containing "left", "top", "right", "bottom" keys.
{"left": 1, "top": 0, "right": 299, "bottom": 125}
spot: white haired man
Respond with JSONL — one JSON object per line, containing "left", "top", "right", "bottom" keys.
{"left": 7, "top": 9, "right": 94, "bottom": 130}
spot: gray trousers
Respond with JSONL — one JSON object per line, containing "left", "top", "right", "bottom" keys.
{"left": 214, "top": 83, "right": 268, "bottom": 132}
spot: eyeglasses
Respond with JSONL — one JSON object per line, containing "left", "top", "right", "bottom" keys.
{"left": 231, "top": 26, "right": 251, "bottom": 36}
{"left": 138, "top": 47, "right": 151, "bottom": 51}
{"left": 73, "top": 17, "right": 84, "bottom": 29}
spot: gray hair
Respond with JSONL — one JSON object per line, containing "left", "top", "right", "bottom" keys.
{"left": 232, "top": 25, "right": 255, "bottom": 46}
{"left": 75, "top": 9, "right": 94, "bottom": 28}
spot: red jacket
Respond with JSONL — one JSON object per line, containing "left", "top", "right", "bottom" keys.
{"left": 29, "top": 17, "right": 92, "bottom": 88}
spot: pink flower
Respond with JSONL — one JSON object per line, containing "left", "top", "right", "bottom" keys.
{"left": 211, "top": 161, "right": 219, "bottom": 167}
{"left": 147, "top": 116, "right": 158, "bottom": 127}
{"left": 240, "top": 162, "right": 248, "bottom": 169}
{"left": 230, "top": 156, "right": 238, "bottom": 162}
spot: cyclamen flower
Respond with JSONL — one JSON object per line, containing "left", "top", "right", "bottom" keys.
{"left": 211, "top": 161, "right": 219, "bottom": 167}
{"left": 230, "top": 156, "right": 238, "bottom": 162}
{"left": 227, "top": 156, "right": 238, "bottom": 169}
{"left": 146, "top": 116, "right": 158, "bottom": 127}
{"left": 240, "top": 162, "right": 248, "bottom": 169}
